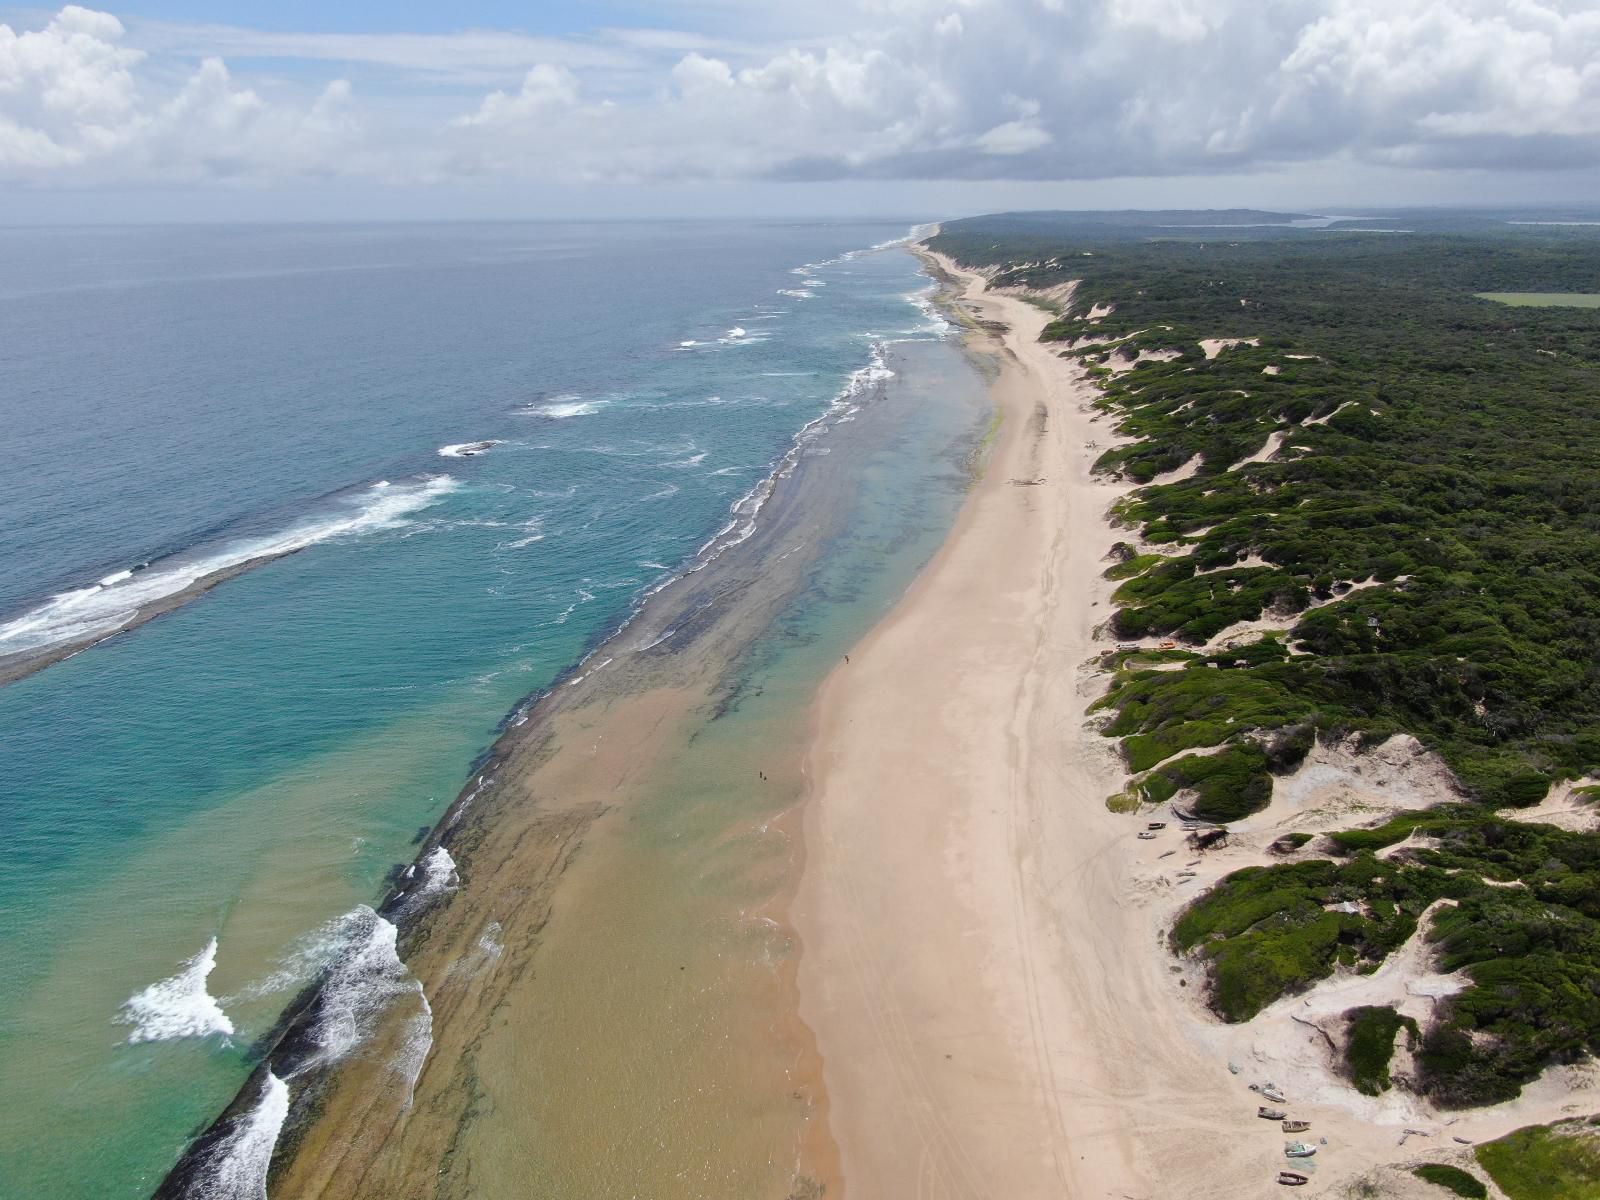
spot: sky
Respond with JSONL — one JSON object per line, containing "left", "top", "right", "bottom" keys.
{"left": 1, "top": 0, "right": 1598, "bottom": 222}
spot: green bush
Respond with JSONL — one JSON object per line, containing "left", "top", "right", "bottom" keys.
{"left": 1477, "top": 1121, "right": 1600, "bottom": 1199}
{"left": 1142, "top": 744, "right": 1273, "bottom": 821}
{"left": 1345, "top": 1006, "right": 1417, "bottom": 1095}
{"left": 935, "top": 216, "right": 1600, "bottom": 1107}
{"left": 938, "top": 220, "right": 1600, "bottom": 811}
{"left": 1411, "top": 1163, "right": 1487, "bottom": 1198}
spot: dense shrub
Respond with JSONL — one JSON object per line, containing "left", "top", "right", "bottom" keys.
{"left": 934, "top": 219, "right": 1600, "bottom": 806}
{"left": 1477, "top": 1121, "right": 1600, "bottom": 1200}
{"left": 933, "top": 216, "right": 1600, "bottom": 1107}
{"left": 1345, "top": 1005, "right": 1417, "bottom": 1095}
{"left": 1412, "top": 1163, "right": 1488, "bottom": 1199}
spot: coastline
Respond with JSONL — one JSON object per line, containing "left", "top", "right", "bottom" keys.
{"left": 153, "top": 278, "right": 987, "bottom": 1199}
{"left": 793, "top": 251, "right": 1169, "bottom": 1196}
{"left": 793, "top": 249, "right": 1600, "bottom": 1199}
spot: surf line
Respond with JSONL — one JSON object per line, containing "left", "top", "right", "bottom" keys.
{"left": 0, "top": 475, "right": 460, "bottom": 692}
{"left": 153, "top": 265, "right": 936, "bottom": 1199}
{"left": 152, "top": 862, "right": 459, "bottom": 1200}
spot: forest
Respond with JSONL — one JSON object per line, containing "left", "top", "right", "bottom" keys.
{"left": 929, "top": 213, "right": 1600, "bottom": 1107}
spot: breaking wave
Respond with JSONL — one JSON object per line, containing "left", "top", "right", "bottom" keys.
{"left": 392, "top": 846, "right": 460, "bottom": 921}
{"left": 520, "top": 396, "right": 605, "bottom": 418}
{"left": 118, "top": 937, "right": 234, "bottom": 1045}
{"left": 438, "top": 440, "right": 501, "bottom": 458}
{"left": 669, "top": 340, "right": 896, "bottom": 581}
{"left": 307, "top": 906, "right": 424, "bottom": 1066}
{"left": 182, "top": 1072, "right": 289, "bottom": 1200}
{"left": 0, "top": 476, "right": 458, "bottom": 660}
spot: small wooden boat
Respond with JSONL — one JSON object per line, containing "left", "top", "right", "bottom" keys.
{"left": 1147, "top": 821, "right": 1167, "bottom": 830}
{"left": 1257, "top": 1107, "right": 1286, "bottom": 1121}
{"left": 1284, "top": 1141, "right": 1317, "bottom": 1158}
{"left": 1282, "top": 1120, "right": 1310, "bottom": 1133}
{"left": 1278, "top": 1171, "right": 1309, "bottom": 1186}
{"left": 1260, "top": 1089, "right": 1287, "bottom": 1104}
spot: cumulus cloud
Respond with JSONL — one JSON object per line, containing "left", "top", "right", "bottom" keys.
{"left": 457, "top": 65, "right": 580, "bottom": 128}
{"left": 0, "top": 1, "right": 1597, "bottom": 188}
{"left": 0, "top": 7, "right": 366, "bottom": 182}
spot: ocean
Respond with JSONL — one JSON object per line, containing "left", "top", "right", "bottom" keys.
{"left": 0, "top": 220, "right": 984, "bottom": 1198}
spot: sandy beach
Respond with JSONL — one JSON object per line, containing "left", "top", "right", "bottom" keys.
{"left": 793, "top": 251, "right": 1600, "bottom": 1198}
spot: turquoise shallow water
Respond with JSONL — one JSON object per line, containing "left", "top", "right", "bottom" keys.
{"left": 0, "top": 220, "right": 957, "bottom": 1197}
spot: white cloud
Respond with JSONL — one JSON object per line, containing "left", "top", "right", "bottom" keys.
{"left": 457, "top": 64, "right": 579, "bottom": 128}
{"left": 0, "top": 5, "right": 142, "bottom": 167}
{"left": 670, "top": 52, "right": 735, "bottom": 95}
{"left": 0, "top": 1, "right": 1597, "bottom": 191}
{"left": 976, "top": 120, "right": 1052, "bottom": 155}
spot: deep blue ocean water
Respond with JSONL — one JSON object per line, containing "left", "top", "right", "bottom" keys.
{"left": 0, "top": 220, "right": 946, "bottom": 1197}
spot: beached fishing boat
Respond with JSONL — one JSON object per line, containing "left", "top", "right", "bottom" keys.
{"left": 1282, "top": 1120, "right": 1310, "bottom": 1133}
{"left": 1284, "top": 1141, "right": 1316, "bottom": 1158}
{"left": 1258, "top": 1107, "right": 1286, "bottom": 1121}
{"left": 1278, "top": 1171, "right": 1309, "bottom": 1186}
{"left": 1147, "top": 821, "right": 1166, "bottom": 830}
{"left": 1137, "top": 831, "right": 1158, "bottom": 840}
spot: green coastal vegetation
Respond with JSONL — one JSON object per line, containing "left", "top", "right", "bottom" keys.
{"left": 1476, "top": 1119, "right": 1600, "bottom": 1199}
{"left": 1345, "top": 1005, "right": 1418, "bottom": 1095}
{"left": 1478, "top": 292, "right": 1600, "bottom": 307}
{"left": 1412, "top": 1163, "right": 1488, "bottom": 1199}
{"left": 929, "top": 212, "right": 1600, "bottom": 1108}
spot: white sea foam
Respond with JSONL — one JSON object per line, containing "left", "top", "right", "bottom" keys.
{"left": 673, "top": 341, "right": 895, "bottom": 577}
{"left": 185, "top": 1071, "right": 289, "bottom": 1200}
{"left": 476, "top": 922, "right": 504, "bottom": 961}
{"left": 635, "top": 627, "right": 678, "bottom": 651}
{"left": 227, "top": 907, "right": 372, "bottom": 1004}
{"left": 308, "top": 906, "right": 425, "bottom": 1065}
{"left": 0, "top": 476, "right": 458, "bottom": 660}
{"left": 777, "top": 288, "right": 815, "bottom": 300}
{"left": 495, "top": 515, "right": 547, "bottom": 552}
{"left": 118, "top": 937, "right": 234, "bottom": 1044}
{"left": 400, "top": 846, "right": 459, "bottom": 910}
{"left": 438, "top": 440, "right": 502, "bottom": 458}
{"left": 533, "top": 399, "right": 605, "bottom": 418}
{"left": 393, "top": 993, "right": 433, "bottom": 1107}
{"left": 904, "top": 285, "right": 952, "bottom": 334}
